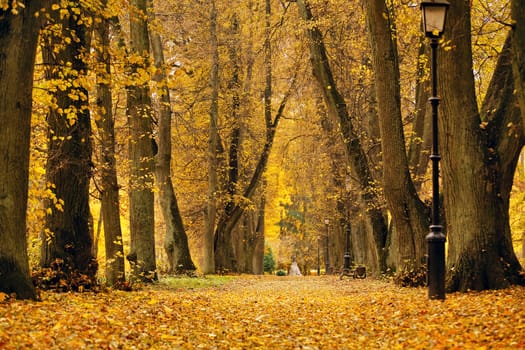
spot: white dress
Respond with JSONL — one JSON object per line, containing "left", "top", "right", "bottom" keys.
{"left": 288, "top": 261, "right": 302, "bottom": 276}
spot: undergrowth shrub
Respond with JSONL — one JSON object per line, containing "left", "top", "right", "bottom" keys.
{"left": 393, "top": 265, "right": 427, "bottom": 287}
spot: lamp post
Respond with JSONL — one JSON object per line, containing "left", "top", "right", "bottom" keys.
{"left": 339, "top": 221, "right": 352, "bottom": 279}
{"left": 317, "top": 237, "right": 320, "bottom": 276}
{"left": 324, "top": 219, "right": 330, "bottom": 274}
{"left": 343, "top": 223, "right": 351, "bottom": 270}
{"left": 420, "top": 0, "right": 449, "bottom": 300}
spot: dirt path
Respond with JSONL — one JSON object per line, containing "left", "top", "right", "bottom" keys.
{"left": 0, "top": 276, "right": 524, "bottom": 349}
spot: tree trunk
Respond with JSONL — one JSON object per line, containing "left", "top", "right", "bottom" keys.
{"left": 93, "top": 13, "right": 126, "bottom": 287}
{"left": 364, "top": 0, "right": 428, "bottom": 272}
{"left": 511, "top": 0, "right": 525, "bottom": 130}
{"left": 511, "top": 0, "right": 525, "bottom": 268}
{"left": 522, "top": 230, "right": 525, "bottom": 259}
{"left": 40, "top": 7, "right": 96, "bottom": 281}
{"left": 214, "top": 11, "right": 241, "bottom": 272}
{"left": 203, "top": 0, "right": 220, "bottom": 274}
{"left": 509, "top": 1, "right": 525, "bottom": 268}
{"left": 297, "top": 0, "right": 388, "bottom": 273}
{"left": 317, "top": 98, "right": 357, "bottom": 269}
{"left": 148, "top": 3, "right": 196, "bottom": 274}
{"left": 215, "top": 11, "right": 260, "bottom": 273}
{"left": 441, "top": 2, "right": 523, "bottom": 291}
{"left": 127, "top": 0, "right": 156, "bottom": 281}
{"left": 0, "top": 1, "right": 41, "bottom": 300}
{"left": 252, "top": 195, "right": 265, "bottom": 275}
{"left": 408, "top": 43, "right": 432, "bottom": 191}
{"left": 480, "top": 34, "right": 525, "bottom": 284}
{"left": 231, "top": 194, "right": 265, "bottom": 274}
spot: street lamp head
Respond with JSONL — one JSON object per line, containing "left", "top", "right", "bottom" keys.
{"left": 420, "top": 0, "right": 450, "bottom": 38}
{"left": 324, "top": 219, "right": 329, "bottom": 225}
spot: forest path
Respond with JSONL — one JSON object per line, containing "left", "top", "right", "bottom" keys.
{"left": 0, "top": 275, "right": 524, "bottom": 349}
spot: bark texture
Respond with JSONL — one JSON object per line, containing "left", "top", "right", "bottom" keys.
{"left": 408, "top": 43, "right": 432, "bottom": 191}
{"left": 364, "top": 0, "right": 428, "bottom": 272}
{"left": 94, "top": 14, "right": 126, "bottom": 286}
{"left": 213, "top": 10, "right": 241, "bottom": 272}
{"left": 127, "top": 0, "right": 156, "bottom": 281}
{"left": 203, "top": 0, "right": 219, "bottom": 274}
{"left": 511, "top": 0, "right": 525, "bottom": 131}
{"left": 441, "top": 1, "right": 523, "bottom": 291}
{"left": 0, "top": 1, "right": 41, "bottom": 299}
{"left": 148, "top": 5, "right": 196, "bottom": 275}
{"left": 41, "top": 8, "right": 96, "bottom": 279}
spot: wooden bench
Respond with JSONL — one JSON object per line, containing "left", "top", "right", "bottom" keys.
{"left": 339, "top": 265, "right": 366, "bottom": 279}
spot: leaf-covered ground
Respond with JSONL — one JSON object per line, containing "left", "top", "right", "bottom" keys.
{"left": 0, "top": 276, "right": 524, "bottom": 349}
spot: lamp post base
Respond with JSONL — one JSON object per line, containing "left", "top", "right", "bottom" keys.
{"left": 427, "top": 229, "right": 446, "bottom": 300}
{"left": 339, "top": 252, "right": 352, "bottom": 279}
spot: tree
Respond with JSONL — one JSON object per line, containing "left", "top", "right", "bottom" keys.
{"left": 126, "top": 0, "right": 157, "bottom": 281}
{"left": 441, "top": 1, "right": 523, "bottom": 291}
{"left": 224, "top": 10, "right": 265, "bottom": 274}
{"left": 511, "top": 0, "right": 525, "bottom": 126}
{"left": 203, "top": 0, "right": 220, "bottom": 274}
{"left": 407, "top": 43, "right": 432, "bottom": 191}
{"left": 148, "top": 0, "right": 196, "bottom": 274}
{"left": 251, "top": 195, "right": 265, "bottom": 274}
{"left": 93, "top": 10, "right": 126, "bottom": 287}
{"left": 40, "top": 3, "right": 97, "bottom": 282}
{"left": 363, "top": 0, "right": 428, "bottom": 272}
{"left": 0, "top": 0, "right": 42, "bottom": 300}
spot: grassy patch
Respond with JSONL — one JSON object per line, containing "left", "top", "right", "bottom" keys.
{"left": 158, "top": 275, "right": 234, "bottom": 290}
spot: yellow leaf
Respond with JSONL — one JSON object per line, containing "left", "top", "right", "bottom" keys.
{"left": 67, "top": 93, "right": 79, "bottom": 101}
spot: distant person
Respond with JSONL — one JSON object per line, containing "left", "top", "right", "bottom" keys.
{"left": 289, "top": 259, "right": 302, "bottom": 276}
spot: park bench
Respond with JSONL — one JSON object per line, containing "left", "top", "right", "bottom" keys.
{"left": 339, "top": 265, "right": 366, "bottom": 280}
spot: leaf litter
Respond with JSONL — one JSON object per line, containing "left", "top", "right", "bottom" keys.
{"left": 0, "top": 276, "right": 524, "bottom": 349}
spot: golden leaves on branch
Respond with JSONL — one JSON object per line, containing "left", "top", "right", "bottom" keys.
{"left": 0, "top": 0, "right": 24, "bottom": 14}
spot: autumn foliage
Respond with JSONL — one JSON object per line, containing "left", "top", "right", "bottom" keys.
{"left": 0, "top": 276, "right": 523, "bottom": 349}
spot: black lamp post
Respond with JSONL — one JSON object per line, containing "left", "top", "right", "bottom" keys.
{"left": 343, "top": 223, "right": 351, "bottom": 270}
{"left": 324, "top": 219, "right": 330, "bottom": 274}
{"left": 317, "top": 237, "right": 320, "bottom": 276}
{"left": 339, "top": 222, "right": 352, "bottom": 279}
{"left": 420, "top": 0, "right": 449, "bottom": 300}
